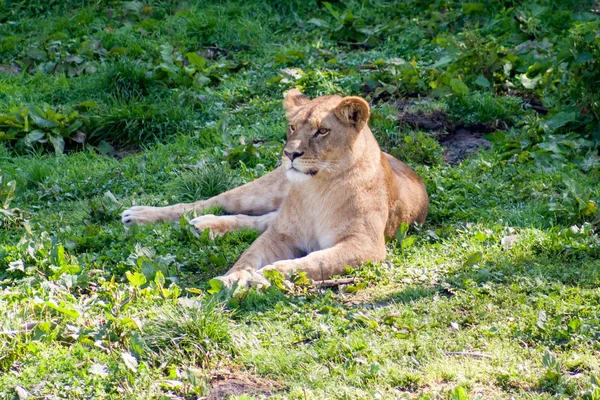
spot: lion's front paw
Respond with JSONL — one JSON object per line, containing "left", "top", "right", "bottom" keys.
{"left": 213, "top": 272, "right": 244, "bottom": 288}
{"left": 190, "top": 215, "right": 234, "bottom": 238}
{"left": 121, "top": 206, "right": 162, "bottom": 225}
{"left": 214, "top": 268, "right": 270, "bottom": 289}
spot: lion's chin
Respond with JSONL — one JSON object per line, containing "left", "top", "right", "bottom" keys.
{"left": 285, "top": 167, "right": 317, "bottom": 183}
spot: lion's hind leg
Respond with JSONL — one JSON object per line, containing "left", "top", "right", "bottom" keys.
{"left": 190, "top": 212, "right": 277, "bottom": 238}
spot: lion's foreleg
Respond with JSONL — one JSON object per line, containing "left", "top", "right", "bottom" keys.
{"left": 190, "top": 211, "right": 277, "bottom": 237}
{"left": 260, "top": 236, "right": 386, "bottom": 282}
{"left": 122, "top": 166, "right": 289, "bottom": 224}
{"left": 214, "top": 229, "right": 300, "bottom": 286}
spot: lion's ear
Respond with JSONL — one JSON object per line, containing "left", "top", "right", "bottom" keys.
{"left": 283, "top": 89, "right": 310, "bottom": 117}
{"left": 334, "top": 97, "right": 370, "bottom": 132}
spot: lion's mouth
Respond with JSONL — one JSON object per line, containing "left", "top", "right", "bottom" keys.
{"left": 290, "top": 166, "right": 318, "bottom": 176}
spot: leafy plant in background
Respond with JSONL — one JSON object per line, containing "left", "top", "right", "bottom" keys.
{"left": 88, "top": 191, "right": 123, "bottom": 224}
{"left": 0, "top": 174, "right": 24, "bottom": 229}
{"left": 22, "top": 39, "right": 105, "bottom": 76}
{"left": 583, "top": 376, "right": 600, "bottom": 400}
{"left": 154, "top": 43, "right": 242, "bottom": 88}
{"left": 307, "top": 2, "right": 386, "bottom": 45}
{"left": 389, "top": 130, "right": 444, "bottom": 166}
{"left": 362, "top": 58, "right": 429, "bottom": 100}
{"left": 0, "top": 104, "right": 86, "bottom": 154}
{"left": 548, "top": 178, "right": 598, "bottom": 223}
{"left": 225, "top": 141, "right": 282, "bottom": 170}
{"left": 539, "top": 351, "right": 565, "bottom": 392}
{"left": 359, "top": 1, "right": 600, "bottom": 169}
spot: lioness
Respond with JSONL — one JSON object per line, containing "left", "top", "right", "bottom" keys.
{"left": 121, "top": 89, "right": 429, "bottom": 286}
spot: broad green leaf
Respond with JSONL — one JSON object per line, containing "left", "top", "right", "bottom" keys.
{"left": 207, "top": 278, "right": 224, "bottom": 294}
{"left": 0, "top": 131, "right": 17, "bottom": 141}
{"left": 126, "top": 271, "right": 147, "bottom": 288}
{"left": 129, "top": 332, "right": 145, "bottom": 357}
{"left": 75, "top": 101, "right": 99, "bottom": 110}
{"left": 45, "top": 301, "right": 80, "bottom": 319}
{"left": 519, "top": 73, "right": 541, "bottom": 89}
{"left": 568, "top": 318, "right": 582, "bottom": 332}
{"left": 66, "top": 119, "right": 83, "bottom": 134}
{"left": 451, "top": 386, "right": 470, "bottom": 400}
{"left": 322, "top": 2, "right": 339, "bottom": 19}
{"left": 121, "top": 352, "right": 138, "bottom": 373}
{"left": 307, "top": 18, "right": 330, "bottom": 28}
{"left": 474, "top": 231, "right": 487, "bottom": 242}
{"left": 96, "top": 140, "right": 115, "bottom": 155}
{"left": 463, "top": 251, "right": 483, "bottom": 267}
{"left": 27, "top": 48, "right": 47, "bottom": 61}
{"left": 25, "top": 130, "right": 45, "bottom": 146}
{"left": 540, "top": 111, "right": 578, "bottom": 133}
{"left": 154, "top": 270, "right": 165, "bottom": 287}
{"left": 89, "top": 363, "right": 109, "bottom": 377}
{"left": 186, "top": 287, "right": 203, "bottom": 295}
{"left": 48, "top": 136, "right": 65, "bottom": 155}
{"left": 398, "top": 222, "right": 409, "bottom": 236}
{"left": 395, "top": 222, "right": 410, "bottom": 247}
{"left": 159, "top": 44, "right": 174, "bottom": 64}
{"left": 354, "top": 312, "right": 379, "bottom": 330}
{"left": 432, "top": 55, "right": 453, "bottom": 69}
{"left": 8, "top": 260, "right": 25, "bottom": 272}
{"left": 57, "top": 244, "right": 66, "bottom": 267}
{"left": 462, "top": 3, "right": 485, "bottom": 14}
{"left": 29, "top": 114, "right": 58, "bottom": 128}
{"left": 474, "top": 74, "right": 491, "bottom": 88}
{"left": 536, "top": 310, "right": 547, "bottom": 330}
{"left": 186, "top": 52, "right": 206, "bottom": 69}
{"left": 449, "top": 78, "right": 469, "bottom": 95}
{"left": 262, "top": 269, "right": 285, "bottom": 290}
{"left": 102, "top": 190, "right": 121, "bottom": 209}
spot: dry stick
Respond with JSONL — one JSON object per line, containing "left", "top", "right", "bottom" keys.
{"left": 314, "top": 277, "right": 357, "bottom": 288}
{"left": 0, "top": 321, "right": 45, "bottom": 336}
{"left": 445, "top": 351, "right": 492, "bottom": 359}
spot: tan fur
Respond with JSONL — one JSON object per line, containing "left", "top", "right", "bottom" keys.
{"left": 121, "top": 90, "right": 429, "bottom": 286}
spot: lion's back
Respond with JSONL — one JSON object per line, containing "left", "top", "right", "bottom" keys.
{"left": 382, "top": 152, "right": 429, "bottom": 235}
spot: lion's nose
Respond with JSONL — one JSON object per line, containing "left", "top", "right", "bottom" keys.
{"left": 284, "top": 150, "right": 304, "bottom": 161}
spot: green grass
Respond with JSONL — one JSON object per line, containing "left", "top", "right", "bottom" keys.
{"left": 1, "top": 0, "right": 600, "bottom": 398}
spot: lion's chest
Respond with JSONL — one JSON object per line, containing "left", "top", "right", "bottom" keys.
{"left": 279, "top": 184, "right": 352, "bottom": 253}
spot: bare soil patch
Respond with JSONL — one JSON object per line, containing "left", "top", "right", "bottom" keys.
{"left": 438, "top": 128, "right": 492, "bottom": 164}
{"left": 208, "top": 373, "right": 282, "bottom": 399}
{"left": 398, "top": 107, "right": 503, "bottom": 164}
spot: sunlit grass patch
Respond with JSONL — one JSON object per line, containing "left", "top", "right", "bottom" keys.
{"left": 139, "top": 299, "right": 234, "bottom": 365}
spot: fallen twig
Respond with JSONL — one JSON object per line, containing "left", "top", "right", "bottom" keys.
{"left": 314, "top": 277, "right": 358, "bottom": 288}
{"left": 445, "top": 351, "right": 492, "bottom": 359}
{"left": 0, "top": 321, "right": 52, "bottom": 336}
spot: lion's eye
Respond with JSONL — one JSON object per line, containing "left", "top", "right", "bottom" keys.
{"left": 315, "top": 127, "right": 330, "bottom": 137}
{"left": 288, "top": 125, "right": 296, "bottom": 132}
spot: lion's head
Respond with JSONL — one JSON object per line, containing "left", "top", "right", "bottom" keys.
{"left": 281, "top": 89, "right": 371, "bottom": 183}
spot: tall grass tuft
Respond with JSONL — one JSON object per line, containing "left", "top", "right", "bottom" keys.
{"left": 140, "top": 299, "right": 233, "bottom": 365}
{"left": 89, "top": 97, "right": 195, "bottom": 145}
{"left": 170, "top": 164, "right": 242, "bottom": 203}
{"left": 103, "top": 59, "right": 159, "bottom": 101}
